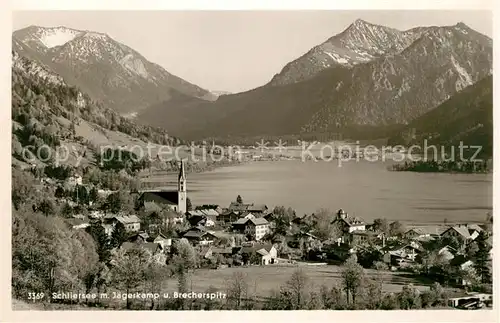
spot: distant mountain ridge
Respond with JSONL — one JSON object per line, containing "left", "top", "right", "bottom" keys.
{"left": 268, "top": 20, "right": 491, "bottom": 86}
{"left": 12, "top": 25, "right": 216, "bottom": 115}
{"left": 137, "top": 20, "right": 492, "bottom": 141}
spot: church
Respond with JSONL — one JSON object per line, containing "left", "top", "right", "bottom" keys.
{"left": 138, "top": 160, "right": 187, "bottom": 214}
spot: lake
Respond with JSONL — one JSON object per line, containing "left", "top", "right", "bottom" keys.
{"left": 153, "top": 158, "right": 492, "bottom": 225}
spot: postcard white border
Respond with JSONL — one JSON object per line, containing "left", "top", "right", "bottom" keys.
{"left": 1, "top": 0, "right": 497, "bottom": 322}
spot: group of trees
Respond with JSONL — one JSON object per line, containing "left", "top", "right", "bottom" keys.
{"left": 233, "top": 256, "right": 450, "bottom": 310}
{"left": 12, "top": 60, "right": 182, "bottom": 153}
{"left": 391, "top": 160, "right": 491, "bottom": 174}
{"left": 12, "top": 205, "right": 100, "bottom": 301}
{"left": 97, "top": 148, "right": 151, "bottom": 175}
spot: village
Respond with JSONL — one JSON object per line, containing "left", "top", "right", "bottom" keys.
{"left": 27, "top": 160, "right": 494, "bottom": 310}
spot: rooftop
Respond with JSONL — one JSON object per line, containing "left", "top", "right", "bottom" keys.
{"left": 140, "top": 190, "right": 178, "bottom": 205}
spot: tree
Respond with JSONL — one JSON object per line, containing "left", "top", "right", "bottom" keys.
{"left": 312, "top": 209, "right": 342, "bottom": 241}
{"left": 474, "top": 231, "right": 492, "bottom": 283}
{"left": 34, "top": 199, "right": 55, "bottom": 216}
{"left": 73, "top": 184, "right": 89, "bottom": 205}
{"left": 104, "top": 192, "right": 122, "bottom": 213}
{"left": 341, "top": 255, "right": 364, "bottom": 306}
{"left": 363, "top": 278, "right": 382, "bottom": 309}
{"left": 144, "top": 262, "right": 166, "bottom": 310}
{"left": 60, "top": 202, "right": 73, "bottom": 218}
{"left": 284, "top": 268, "right": 309, "bottom": 309}
{"left": 55, "top": 186, "right": 66, "bottom": 199}
{"left": 466, "top": 241, "right": 479, "bottom": 259}
{"left": 380, "top": 293, "right": 399, "bottom": 310}
{"left": 483, "top": 211, "right": 493, "bottom": 233}
{"left": 109, "top": 247, "right": 151, "bottom": 309}
{"left": 422, "top": 282, "right": 446, "bottom": 308}
{"left": 398, "top": 284, "right": 421, "bottom": 309}
{"left": 272, "top": 206, "right": 294, "bottom": 236}
{"left": 85, "top": 223, "right": 111, "bottom": 263}
{"left": 227, "top": 271, "right": 249, "bottom": 309}
{"left": 170, "top": 238, "right": 198, "bottom": 270}
{"left": 319, "top": 284, "right": 345, "bottom": 310}
{"left": 389, "top": 221, "right": 406, "bottom": 237}
{"left": 236, "top": 195, "right": 243, "bottom": 204}
{"left": 372, "top": 218, "right": 390, "bottom": 235}
{"left": 186, "top": 197, "right": 193, "bottom": 211}
{"left": 110, "top": 222, "right": 128, "bottom": 248}
{"left": 89, "top": 187, "right": 99, "bottom": 204}
{"left": 169, "top": 238, "right": 197, "bottom": 309}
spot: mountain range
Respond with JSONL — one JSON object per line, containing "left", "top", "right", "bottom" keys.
{"left": 388, "top": 74, "right": 493, "bottom": 158}
{"left": 12, "top": 26, "right": 216, "bottom": 115}
{"left": 135, "top": 20, "right": 492, "bottom": 141}
{"left": 12, "top": 20, "right": 493, "bottom": 150}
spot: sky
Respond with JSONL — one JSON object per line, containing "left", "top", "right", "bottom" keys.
{"left": 13, "top": 10, "right": 492, "bottom": 93}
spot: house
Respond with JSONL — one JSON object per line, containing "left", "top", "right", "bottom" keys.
{"left": 187, "top": 210, "right": 217, "bottom": 227}
{"left": 198, "top": 246, "right": 213, "bottom": 259}
{"left": 238, "top": 243, "right": 278, "bottom": 265}
{"left": 332, "top": 209, "right": 366, "bottom": 233}
{"left": 195, "top": 204, "right": 223, "bottom": 215}
{"left": 138, "top": 161, "right": 187, "bottom": 214}
{"left": 153, "top": 233, "right": 172, "bottom": 249}
{"left": 182, "top": 227, "right": 219, "bottom": 246}
{"left": 291, "top": 213, "right": 316, "bottom": 226}
{"left": 128, "top": 232, "right": 149, "bottom": 243}
{"left": 66, "top": 174, "right": 83, "bottom": 187}
{"left": 383, "top": 242, "right": 423, "bottom": 266}
{"left": 441, "top": 224, "right": 480, "bottom": 241}
{"left": 232, "top": 217, "right": 270, "bottom": 241}
{"left": 228, "top": 202, "right": 250, "bottom": 213}
{"left": 437, "top": 245, "right": 457, "bottom": 262}
{"left": 89, "top": 210, "right": 106, "bottom": 219}
{"left": 350, "top": 230, "right": 377, "bottom": 245}
{"left": 218, "top": 210, "right": 240, "bottom": 225}
{"left": 450, "top": 255, "right": 477, "bottom": 286}
{"left": 121, "top": 242, "right": 166, "bottom": 264}
{"left": 228, "top": 202, "right": 268, "bottom": 215}
{"left": 211, "top": 247, "right": 234, "bottom": 259}
{"left": 247, "top": 204, "right": 268, "bottom": 215}
{"left": 66, "top": 218, "right": 90, "bottom": 230}
{"left": 187, "top": 214, "right": 207, "bottom": 227}
{"left": 466, "top": 224, "right": 484, "bottom": 240}
{"left": 110, "top": 215, "right": 141, "bottom": 232}
{"left": 403, "top": 228, "right": 431, "bottom": 240}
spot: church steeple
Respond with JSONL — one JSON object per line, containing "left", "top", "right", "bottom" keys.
{"left": 178, "top": 160, "right": 187, "bottom": 214}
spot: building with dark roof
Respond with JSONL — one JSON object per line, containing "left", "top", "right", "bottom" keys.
{"left": 232, "top": 217, "right": 270, "bottom": 241}
{"left": 332, "top": 209, "right": 366, "bottom": 233}
{"left": 138, "top": 161, "right": 187, "bottom": 214}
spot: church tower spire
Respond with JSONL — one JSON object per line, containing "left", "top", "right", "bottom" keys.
{"left": 178, "top": 160, "right": 187, "bottom": 214}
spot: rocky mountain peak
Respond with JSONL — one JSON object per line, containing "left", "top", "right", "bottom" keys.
{"left": 13, "top": 25, "right": 216, "bottom": 114}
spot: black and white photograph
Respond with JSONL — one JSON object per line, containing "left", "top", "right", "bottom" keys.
{"left": 6, "top": 1, "right": 495, "bottom": 318}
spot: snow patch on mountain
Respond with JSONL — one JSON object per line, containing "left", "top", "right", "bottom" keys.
{"left": 37, "top": 27, "right": 82, "bottom": 48}
{"left": 119, "top": 54, "right": 149, "bottom": 79}
{"left": 450, "top": 54, "right": 473, "bottom": 91}
{"left": 324, "top": 51, "right": 349, "bottom": 65}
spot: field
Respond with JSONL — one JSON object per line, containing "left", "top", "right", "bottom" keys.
{"left": 161, "top": 264, "right": 435, "bottom": 298}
